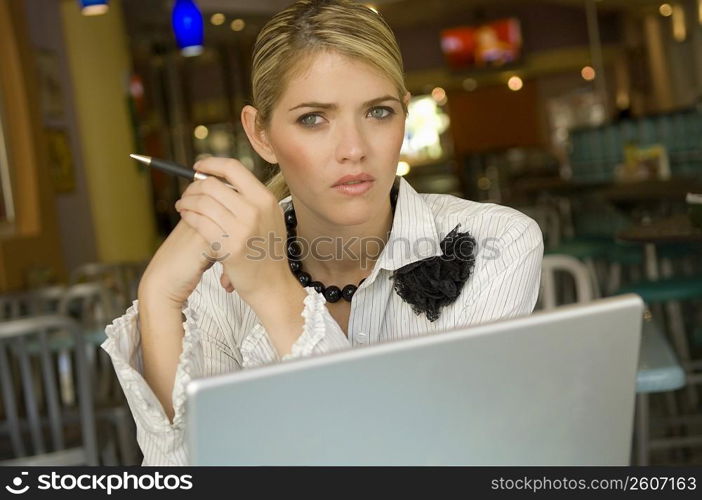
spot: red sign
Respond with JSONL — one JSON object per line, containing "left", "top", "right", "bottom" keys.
{"left": 441, "top": 18, "right": 522, "bottom": 70}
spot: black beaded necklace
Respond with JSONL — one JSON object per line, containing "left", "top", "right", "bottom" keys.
{"left": 285, "top": 179, "right": 400, "bottom": 303}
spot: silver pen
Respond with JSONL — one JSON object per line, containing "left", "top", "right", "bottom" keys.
{"left": 130, "top": 154, "right": 237, "bottom": 190}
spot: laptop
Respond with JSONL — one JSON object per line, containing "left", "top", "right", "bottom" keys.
{"left": 186, "top": 294, "right": 643, "bottom": 465}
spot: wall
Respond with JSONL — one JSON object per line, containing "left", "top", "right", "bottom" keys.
{"left": 60, "top": 0, "right": 157, "bottom": 262}
{"left": 0, "top": 0, "right": 65, "bottom": 290}
{"left": 24, "top": 0, "right": 99, "bottom": 274}
{"left": 628, "top": 1, "right": 702, "bottom": 114}
{"left": 447, "top": 81, "right": 543, "bottom": 155}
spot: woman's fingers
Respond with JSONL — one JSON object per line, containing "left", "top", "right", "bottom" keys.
{"left": 194, "top": 157, "right": 276, "bottom": 205}
{"left": 176, "top": 193, "right": 237, "bottom": 236}
{"left": 180, "top": 210, "right": 225, "bottom": 257}
{"left": 178, "top": 157, "right": 286, "bottom": 301}
{"left": 183, "top": 177, "right": 255, "bottom": 222}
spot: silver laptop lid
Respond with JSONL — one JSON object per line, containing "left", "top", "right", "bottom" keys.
{"left": 186, "top": 294, "right": 643, "bottom": 465}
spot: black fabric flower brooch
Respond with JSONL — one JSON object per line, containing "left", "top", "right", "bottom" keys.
{"left": 389, "top": 224, "right": 477, "bottom": 322}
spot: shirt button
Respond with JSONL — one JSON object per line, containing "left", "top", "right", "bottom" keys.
{"left": 356, "top": 332, "right": 368, "bottom": 344}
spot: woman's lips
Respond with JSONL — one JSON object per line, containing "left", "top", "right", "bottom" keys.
{"left": 332, "top": 180, "right": 375, "bottom": 196}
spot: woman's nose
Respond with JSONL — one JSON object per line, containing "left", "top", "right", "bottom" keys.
{"left": 334, "top": 119, "right": 367, "bottom": 163}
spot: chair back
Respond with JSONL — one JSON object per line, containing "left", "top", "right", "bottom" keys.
{"left": 517, "top": 204, "right": 562, "bottom": 250}
{"left": 58, "top": 283, "right": 123, "bottom": 407}
{"left": 70, "top": 261, "right": 147, "bottom": 311}
{"left": 0, "top": 315, "right": 98, "bottom": 465}
{"left": 539, "top": 254, "right": 594, "bottom": 310}
{"left": 59, "top": 283, "right": 118, "bottom": 328}
{"left": 0, "top": 285, "right": 66, "bottom": 321}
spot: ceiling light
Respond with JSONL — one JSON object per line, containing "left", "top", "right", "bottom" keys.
{"left": 78, "top": 0, "right": 109, "bottom": 16}
{"left": 507, "top": 76, "right": 523, "bottom": 91}
{"left": 172, "top": 0, "right": 205, "bottom": 57}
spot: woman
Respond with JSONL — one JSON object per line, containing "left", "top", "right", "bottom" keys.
{"left": 103, "top": 0, "right": 543, "bottom": 465}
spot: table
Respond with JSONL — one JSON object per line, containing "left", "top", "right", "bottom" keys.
{"left": 601, "top": 178, "right": 702, "bottom": 206}
{"left": 617, "top": 213, "right": 702, "bottom": 245}
{"left": 617, "top": 213, "right": 701, "bottom": 281}
{"left": 511, "top": 177, "right": 606, "bottom": 196}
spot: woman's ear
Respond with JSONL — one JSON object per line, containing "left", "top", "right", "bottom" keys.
{"left": 241, "top": 105, "right": 278, "bottom": 164}
{"left": 402, "top": 91, "right": 411, "bottom": 110}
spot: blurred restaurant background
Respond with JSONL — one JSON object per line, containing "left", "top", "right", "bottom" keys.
{"left": 0, "top": 0, "right": 701, "bottom": 465}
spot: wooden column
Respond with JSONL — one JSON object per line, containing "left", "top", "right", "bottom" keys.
{"left": 0, "top": 0, "right": 66, "bottom": 290}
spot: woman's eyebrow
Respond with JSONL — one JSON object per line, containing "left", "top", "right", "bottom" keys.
{"left": 288, "top": 95, "right": 401, "bottom": 112}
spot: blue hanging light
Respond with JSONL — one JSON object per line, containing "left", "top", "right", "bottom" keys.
{"left": 172, "top": 0, "right": 204, "bottom": 57}
{"left": 78, "top": 0, "right": 109, "bottom": 16}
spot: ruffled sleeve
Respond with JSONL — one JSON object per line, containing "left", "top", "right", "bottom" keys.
{"left": 103, "top": 276, "right": 351, "bottom": 464}
{"left": 239, "top": 286, "right": 352, "bottom": 367}
{"left": 101, "top": 268, "right": 241, "bottom": 466}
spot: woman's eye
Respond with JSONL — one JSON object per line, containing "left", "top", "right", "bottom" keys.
{"left": 368, "top": 106, "right": 394, "bottom": 120}
{"left": 298, "top": 114, "right": 323, "bottom": 127}
{"left": 298, "top": 107, "right": 394, "bottom": 127}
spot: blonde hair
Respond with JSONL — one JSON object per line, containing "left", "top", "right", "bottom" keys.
{"left": 251, "top": 0, "right": 408, "bottom": 200}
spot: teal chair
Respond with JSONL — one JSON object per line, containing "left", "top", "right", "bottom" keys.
{"left": 635, "top": 317, "right": 687, "bottom": 465}
{"left": 656, "top": 243, "right": 702, "bottom": 279}
{"left": 540, "top": 255, "right": 689, "bottom": 465}
{"left": 616, "top": 277, "right": 702, "bottom": 304}
{"left": 546, "top": 237, "right": 645, "bottom": 297}
{"left": 615, "top": 276, "right": 702, "bottom": 413}
{"left": 553, "top": 205, "right": 639, "bottom": 285}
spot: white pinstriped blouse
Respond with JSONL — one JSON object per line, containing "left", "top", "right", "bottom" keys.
{"left": 101, "top": 176, "right": 544, "bottom": 465}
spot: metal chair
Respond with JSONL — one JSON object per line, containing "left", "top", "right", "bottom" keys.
{"left": 516, "top": 204, "right": 562, "bottom": 251}
{"left": 538, "top": 254, "right": 594, "bottom": 310}
{"left": 615, "top": 276, "right": 702, "bottom": 411}
{"left": 540, "top": 255, "right": 695, "bottom": 465}
{"left": 0, "top": 315, "right": 98, "bottom": 465}
{"left": 57, "top": 284, "right": 118, "bottom": 406}
{"left": 57, "top": 283, "right": 139, "bottom": 465}
{"left": 70, "top": 261, "right": 147, "bottom": 312}
{"left": 0, "top": 285, "right": 67, "bottom": 321}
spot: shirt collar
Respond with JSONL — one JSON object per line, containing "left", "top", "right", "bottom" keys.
{"left": 374, "top": 176, "right": 443, "bottom": 273}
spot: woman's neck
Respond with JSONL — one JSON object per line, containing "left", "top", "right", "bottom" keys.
{"left": 292, "top": 199, "right": 394, "bottom": 286}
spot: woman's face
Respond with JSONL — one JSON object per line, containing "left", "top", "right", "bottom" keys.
{"left": 266, "top": 50, "right": 408, "bottom": 227}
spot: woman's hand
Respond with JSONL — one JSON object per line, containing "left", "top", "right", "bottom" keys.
{"left": 174, "top": 157, "right": 294, "bottom": 307}
{"left": 137, "top": 218, "right": 217, "bottom": 310}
